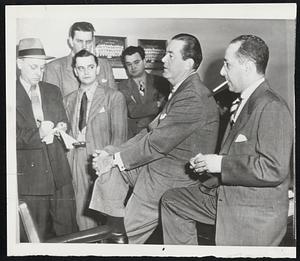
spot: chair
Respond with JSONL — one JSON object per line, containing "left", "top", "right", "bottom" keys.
{"left": 18, "top": 201, "right": 112, "bottom": 243}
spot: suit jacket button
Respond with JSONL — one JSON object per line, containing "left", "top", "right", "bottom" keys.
{"left": 31, "top": 163, "right": 35, "bottom": 167}
{"left": 45, "top": 170, "right": 49, "bottom": 173}
{"left": 219, "top": 199, "right": 222, "bottom": 202}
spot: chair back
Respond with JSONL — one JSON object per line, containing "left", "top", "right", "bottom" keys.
{"left": 18, "top": 201, "right": 41, "bottom": 243}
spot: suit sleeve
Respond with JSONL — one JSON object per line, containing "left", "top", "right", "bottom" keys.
{"left": 126, "top": 98, "right": 159, "bottom": 119}
{"left": 16, "top": 123, "right": 42, "bottom": 149}
{"left": 119, "top": 89, "right": 207, "bottom": 169}
{"left": 109, "top": 91, "right": 128, "bottom": 146}
{"left": 53, "top": 87, "right": 71, "bottom": 132}
{"left": 43, "top": 62, "right": 61, "bottom": 89}
{"left": 221, "top": 100, "right": 293, "bottom": 187}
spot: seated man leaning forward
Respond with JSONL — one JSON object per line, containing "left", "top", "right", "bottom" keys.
{"left": 118, "top": 46, "right": 170, "bottom": 138}
{"left": 161, "top": 35, "right": 293, "bottom": 246}
{"left": 90, "top": 33, "right": 220, "bottom": 244}
{"left": 63, "top": 49, "right": 127, "bottom": 231}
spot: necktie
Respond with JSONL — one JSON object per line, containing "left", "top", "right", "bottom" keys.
{"left": 30, "top": 85, "right": 44, "bottom": 126}
{"left": 139, "top": 81, "right": 145, "bottom": 96}
{"left": 79, "top": 92, "right": 88, "bottom": 131}
{"left": 229, "top": 96, "right": 243, "bottom": 128}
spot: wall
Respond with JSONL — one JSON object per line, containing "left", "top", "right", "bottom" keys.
{"left": 17, "top": 18, "right": 295, "bottom": 109}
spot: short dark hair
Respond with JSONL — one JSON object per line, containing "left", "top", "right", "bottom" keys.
{"left": 121, "top": 46, "right": 145, "bottom": 66}
{"left": 230, "top": 35, "right": 269, "bottom": 74}
{"left": 171, "top": 33, "right": 202, "bottom": 70}
{"left": 69, "top": 22, "right": 95, "bottom": 39}
{"left": 72, "top": 49, "right": 98, "bottom": 68}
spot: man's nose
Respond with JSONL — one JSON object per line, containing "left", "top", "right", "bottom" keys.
{"left": 82, "top": 41, "right": 88, "bottom": 49}
{"left": 220, "top": 65, "right": 225, "bottom": 76}
{"left": 162, "top": 54, "right": 167, "bottom": 63}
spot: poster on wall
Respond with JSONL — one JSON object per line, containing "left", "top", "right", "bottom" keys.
{"left": 138, "top": 39, "right": 166, "bottom": 69}
{"left": 95, "top": 35, "right": 126, "bottom": 68}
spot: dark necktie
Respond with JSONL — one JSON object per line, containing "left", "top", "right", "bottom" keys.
{"left": 79, "top": 92, "right": 88, "bottom": 131}
{"left": 229, "top": 96, "right": 243, "bottom": 128}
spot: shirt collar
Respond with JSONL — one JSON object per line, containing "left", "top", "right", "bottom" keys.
{"left": 241, "top": 77, "right": 265, "bottom": 101}
{"left": 171, "top": 70, "right": 196, "bottom": 94}
{"left": 19, "top": 76, "right": 39, "bottom": 96}
{"left": 133, "top": 73, "right": 147, "bottom": 86}
{"left": 80, "top": 82, "right": 98, "bottom": 101}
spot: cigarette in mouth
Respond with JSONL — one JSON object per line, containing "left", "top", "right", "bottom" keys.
{"left": 212, "top": 80, "right": 228, "bottom": 93}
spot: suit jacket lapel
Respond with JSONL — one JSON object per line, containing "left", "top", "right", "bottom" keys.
{"left": 129, "top": 78, "right": 142, "bottom": 104}
{"left": 39, "top": 81, "right": 51, "bottom": 121}
{"left": 87, "top": 85, "right": 106, "bottom": 125}
{"left": 16, "top": 80, "right": 37, "bottom": 127}
{"left": 221, "top": 81, "right": 269, "bottom": 153}
{"left": 163, "top": 73, "right": 195, "bottom": 113}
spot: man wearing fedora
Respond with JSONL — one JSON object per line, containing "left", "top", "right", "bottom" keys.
{"left": 43, "top": 21, "right": 116, "bottom": 98}
{"left": 16, "top": 38, "right": 78, "bottom": 241}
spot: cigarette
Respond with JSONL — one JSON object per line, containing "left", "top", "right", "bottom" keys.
{"left": 212, "top": 80, "right": 228, "bottom": 93}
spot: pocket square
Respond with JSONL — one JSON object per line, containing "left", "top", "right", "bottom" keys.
{"left": 159, "top": 113, "right": 167, "bottom": 120}
{"left": 101, "top": 79, "right": 108, "bottom": 83}
{"left": 98, "top": 107, "right": 106, "bottom": 113}
{"left": 235, "top": 134, "right": 248, "bottom": 142}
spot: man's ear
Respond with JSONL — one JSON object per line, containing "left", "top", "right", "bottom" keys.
{"left": 96, "top": 65, "right": 100, "bottom": 75}
{"left": 185, "top": 58, "right": 194, "bottom": 70}
{"left": 73, "top": 67, "right": 78, "bottom": 77}
{"left": 17, "top": 59, "right": 23, "bottom": 70}
{"left": 244, "top": 59, "right": 256, "bottom": 73}
{"left": 68, "top": 37, "right": 74, "bottom": 49}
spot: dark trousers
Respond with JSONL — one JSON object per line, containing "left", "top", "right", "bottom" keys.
{"left": 161, "top": 185, "right": 217, "bottom": 245}
{"left": 19, "top": 183, "right": 78, "bottom": 242}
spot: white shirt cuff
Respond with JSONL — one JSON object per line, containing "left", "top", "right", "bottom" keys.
{"left": 214, "top": 155, "right": 223, "bottom": 173}
{"left": 113, "top": 152, "right": 126, "bottom": 171}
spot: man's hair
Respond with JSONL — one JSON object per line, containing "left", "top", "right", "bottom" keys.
{"left": 69, "top": 22, "right": 95, "bottom": 39}
{"left": 171, "top": 33, "right": 202, "bottom": 70}
{"left": 121, "top": 46, "right": 145, "bottom": 66}
{"left": 230, "top": 35, "right": 269, "bottom": 74}
{"left": 72, "top": 49, "right": 98, "bottom": 68}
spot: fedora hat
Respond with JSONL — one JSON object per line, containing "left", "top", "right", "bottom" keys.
{"left": 18, "top": 38, "right": 55, "bottom": 60}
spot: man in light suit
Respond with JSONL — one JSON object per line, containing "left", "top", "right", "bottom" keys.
{"left": 43, "top": 21, "right": 116, "bottom": 98}
{"left": 64, "top": 49, "right": 127, "bottom": 231}
{"left": 161, "top": 35, "right": 293, "bottom": 246}
{"left": 16, "top": 38, "right": 78, "bottom": 241}
{"left": 118, "top": 46, "right": 170, "bottom": 138}
{"left": 90, "top": 34, "right": 219, "bottom": 243}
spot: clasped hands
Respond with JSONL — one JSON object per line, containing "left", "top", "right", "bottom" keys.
{"left": 189, "top": 153, "right": 222, "bottom": 174}
{"left": 92, "top": 150, "right": 115, "bottom": 176}
{"left": 39, "top": 120, "right": 67, "bottom": 139}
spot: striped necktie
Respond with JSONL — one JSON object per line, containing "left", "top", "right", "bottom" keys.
{"left": 30, "top": 84, "right": 44, "bottom": 126}
{"left": 229, "top": 96, "right": 243, "bottom": 128}
{"left": 139, "top": 80, "right": 145, "bottom": 96}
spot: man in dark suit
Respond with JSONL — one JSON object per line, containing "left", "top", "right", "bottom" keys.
{"left": 118, "top": 46, "right": 170, "bottom": 138}
{"left": 43, "top": 21, "right": 116, "bottom": 98}
{"left": 16, "top": 38, "right": 78, "bottom": 241}
{"left": 90, "top": 34, "right": 219, "bottom": 244}
{"left": 161, "top": 35, "right": 293, "bottom": 246}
